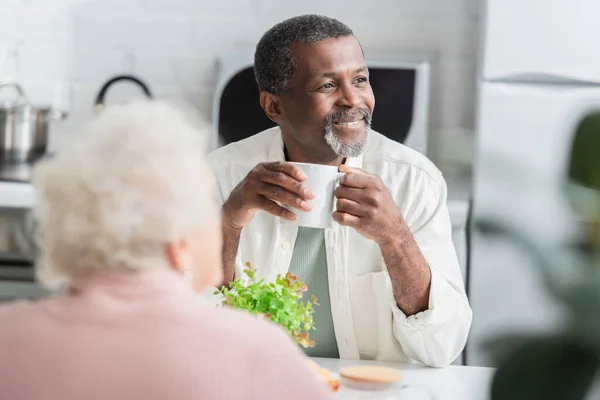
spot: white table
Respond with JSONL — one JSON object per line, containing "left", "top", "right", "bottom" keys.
{"left": 311, "top": 357, "right": 495, "bottom": 400}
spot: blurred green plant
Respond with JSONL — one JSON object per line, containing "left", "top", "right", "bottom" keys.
{"left": 475, "top": 112, "right": 600, "bottom": 400}
{"left": 566, "top": 113, "right": 600, "bottom": 254}
{"left": 215, "top": 262, "right": 319, "bottom": 348}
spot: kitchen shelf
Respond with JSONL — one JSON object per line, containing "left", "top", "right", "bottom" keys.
{"left": 0, "top": 182, "right": 35, "bottom": 209}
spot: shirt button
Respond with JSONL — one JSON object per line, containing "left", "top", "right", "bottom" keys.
{"left": 281, "top": 242, "right": 291, "bottom": 250}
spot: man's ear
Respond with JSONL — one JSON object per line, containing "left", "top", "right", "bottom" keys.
{"left": 260, "top": 91, "right": 284, "bottom": 124}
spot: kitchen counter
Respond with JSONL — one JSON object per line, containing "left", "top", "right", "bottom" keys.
{"left": 0, "top": 181, "right": 35, "bottom": 209}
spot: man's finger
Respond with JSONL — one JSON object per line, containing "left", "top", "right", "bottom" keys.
{"left": 339, "top": 164, "right": 369, "bottom": 175}
{"left": 335, "top": 198, "right": 367, "bottom": 217}
{"left": 339, "top": 171, "right": 373, "bottom": 189}
{"left": 335, "top": 185, "right": 369, "bottom": 203}
{"left": 259, "top": 169, "right": 314, "bottom": 199}
{"left": 333, "top": 211, "right": 361, "bottom": 229}
{"left": 264, "top": 161, "right": 308, "bottom": 181}
{"left": 259, "top": 196, "right": 297, "bottom": 220}
{"left": 257, "top": 183, "right": 312, "bottom": 211}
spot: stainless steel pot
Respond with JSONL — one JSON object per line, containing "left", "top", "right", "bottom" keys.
{"left": 0, "top": 82, "right": 67, "bottom": 162}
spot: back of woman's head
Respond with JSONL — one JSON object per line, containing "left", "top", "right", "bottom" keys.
{"left": 32, "top": 100, "right": 219, "bottom": 289}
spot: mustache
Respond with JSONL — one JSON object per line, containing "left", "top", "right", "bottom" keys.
{"left": 325, "top": 108, "right": 372, "bottom": 126}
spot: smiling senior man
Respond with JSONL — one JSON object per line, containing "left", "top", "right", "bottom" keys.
{"left": 207, "top": 14, "right": 472, "bottom": 367}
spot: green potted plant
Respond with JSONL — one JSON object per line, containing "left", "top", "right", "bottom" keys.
{"left": 214, "top": 262, "right": 319, "bottom": 348}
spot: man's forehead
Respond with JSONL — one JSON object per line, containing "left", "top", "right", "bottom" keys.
{"left": 291, "top": 36, "right": 366, "bottom": 77}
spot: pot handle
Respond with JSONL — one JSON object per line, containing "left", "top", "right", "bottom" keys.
{"left": 0, "top": 81, "right": 28, "bottom": 106}
{"left": 94, "top": 75, "right": 153, "bottom": 113}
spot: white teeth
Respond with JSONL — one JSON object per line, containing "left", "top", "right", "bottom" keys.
{"left": 336, "top": 120, "right": 361, "bottom": 126}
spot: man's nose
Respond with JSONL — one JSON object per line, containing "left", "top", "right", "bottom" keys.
{"left": 337, "top": 83, "right": 362, "bottom": 108}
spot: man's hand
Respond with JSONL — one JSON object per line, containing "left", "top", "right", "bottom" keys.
{"left": 223, "top": 162, "right": 315, "bottom": 231}
{"left": 334, "top": 165, "right": 431, "bottom": 315}
{"left": 333, "top": 165, "right": 406, "bottom": 245}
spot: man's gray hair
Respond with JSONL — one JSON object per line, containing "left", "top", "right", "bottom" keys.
{"left": 254, "top": 14, "right": 354, "bottom": 94}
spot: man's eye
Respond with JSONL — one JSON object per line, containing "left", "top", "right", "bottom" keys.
{"left": 321, "top": 83, "right": 335, "bottom": 89}
{"left": 355, "top": 77, "right": 368, "bottom": 84}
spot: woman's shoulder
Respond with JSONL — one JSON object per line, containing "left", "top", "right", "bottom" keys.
{"left": 207, "top": 307, "right": 293, "bottom": 344}
{"left": 0, "top": 298, "right": 54, "bottom": 337}
{"left": 205, "top": 307, "right": 310, "bottom": 368}
{"left": 0, "top": 299, "right": 37, "bottom": 319}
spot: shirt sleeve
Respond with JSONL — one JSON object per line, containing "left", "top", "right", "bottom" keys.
{"left": 390, "top": 173, "right": 473, "bottom": 368}
{"left": 206, "top": 156, "right": 246, "bottom": 282}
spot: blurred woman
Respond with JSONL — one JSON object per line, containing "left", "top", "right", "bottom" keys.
{"left": 0, "top": 101, "right": 332, "bottom": 400}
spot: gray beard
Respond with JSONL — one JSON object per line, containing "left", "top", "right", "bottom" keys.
{"left": 324, "top": 119, "right": 371, "bottom": 158}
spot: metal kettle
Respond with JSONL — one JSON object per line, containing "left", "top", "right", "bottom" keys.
{"left": 0, "top": 81, "right": 67, "bottom": 163}
{"left": 94, "top": 75, "right": 153, "bottom": 113}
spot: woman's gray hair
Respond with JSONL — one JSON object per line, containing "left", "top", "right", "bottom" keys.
{"left": 32, "top": 100, "right": 219, "bottom": 290}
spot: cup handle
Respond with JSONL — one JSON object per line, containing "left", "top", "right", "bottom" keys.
{"left": 331, "top": 173, "right": 346, "bottom": 214}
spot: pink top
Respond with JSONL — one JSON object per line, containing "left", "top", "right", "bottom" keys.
{"left": 0, "top": 269, "right": 333, "bottom": 400}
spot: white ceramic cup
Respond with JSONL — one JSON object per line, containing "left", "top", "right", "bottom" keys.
{"left": 287, "top": 162, "right": 345, "bottom": 229}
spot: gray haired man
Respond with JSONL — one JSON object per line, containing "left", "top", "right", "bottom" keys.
{"left": 208, "top": 14, "right": 472, "bottom": 367}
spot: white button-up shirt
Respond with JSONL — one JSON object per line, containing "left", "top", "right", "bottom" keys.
{"left": 207, "top": 127, "right": 472, "bottom": 367}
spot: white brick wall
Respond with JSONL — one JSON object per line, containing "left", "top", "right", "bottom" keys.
{"left": 0, "top": 0, "right": 479, "bottom": 168}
